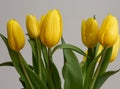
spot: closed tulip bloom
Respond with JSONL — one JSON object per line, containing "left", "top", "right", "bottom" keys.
{"left": 40, "top": 9, "right": 62, "bottom": 48}
{"left": 96, "top": 36, "right": 120, "bottom": 62}
{"left": 110, "top": 36, "right": 120, "bottom": 62}
{"left": 98, "top": 14, "right": 119, "bottom": 48}
{"left": 39, "top": 15, "right": 45, "bottom": 33}
{"left": 81, "top": 17, "right": 98, "bottom": 48}
{"left": 7, "top": 19, "right": 25, "bottom": 51}
{"left": 26, "top": 15, "right": 40, "bottom": 38}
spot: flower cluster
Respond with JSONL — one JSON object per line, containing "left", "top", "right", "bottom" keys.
{"left": 0, "top": 9, "right": 120, "bottom": 89}
{"left": 82, "top": 15, "right": 120, "bottom": 62}
{"left": 7, "top": 9, "right": 62, "bottom": 52}
{"left": 82, "top": 15, "right": 119, "bottom": 48}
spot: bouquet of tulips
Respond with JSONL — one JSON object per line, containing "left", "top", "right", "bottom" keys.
{"left": 0, "top": 9, "right": 120, "bottom": 89}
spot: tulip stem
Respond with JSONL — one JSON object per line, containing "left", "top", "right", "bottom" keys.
{"left": 18, "top": 53, "right": 34, "bottom": 89}
{"left": 48, "top": 48, "right": 52, "bottom": 61}
{"left": 48, "top": 48, "right": 55, "bottom": 89}
{"left": 90, "top": 47, "right": 107, "bottom": 89}
{"left": 35, "top": 38, "right": 42, "bottom": 79}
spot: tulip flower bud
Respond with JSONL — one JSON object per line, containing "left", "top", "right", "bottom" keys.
{"left": 7, "top": 19, "right": 25, "bottom": 51}
{"left": 40, "top": 9, "right": 62, "bottom": 48}
{"left": 26, "top": 15, "right": 40, "bottom": 38}
{"left": 96, "top": 36, "right": 120, "bottom": 62}
{"left": 81, "top": 17, "right": 98, "bottom": 48}
{"left": 110, "top": 36, "right": 120, "bottom": 62}
{"left": 98, "top": 14, "right": 119, "bottom": 48}
{"left": 39, "top": 15, "right": 45, "bottom": 33}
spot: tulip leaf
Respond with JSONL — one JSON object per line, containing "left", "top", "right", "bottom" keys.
{"left": 80, "top": 61, "right": 86, "bottom": 83}
{"left": 48, "top": 60, "right": 62, "bottom": 89}
{"left": 21, "top": 56, "right": 48, "bottom": 89}
{"left": 94, "top": 69, "right": 120, "bottom": 89}
{"left": 61, "top": 37, "right": 83, "bottom": 89}
{"left": 41, "top": 43, "right": 49, "bottom": 68}
{"left": 84, "top": 48, "right": 106, "bottom": 89}
{"left": 19, "top": 77, "right": 27, "bottom": 89}
{"left": 86, "top": 48, "right": 94, "bottom": 69}
{"left": 52, "top": 43, "right": 87, "bottom": 57}
{"left": 99, "top": 47, "right": 113, "bottom": 75}
{"left": 0, "top": 33, "right": 25, "bottom": 75}
{"left": 62, "top": 49, "right": 83, "bottom": 89}
{"left": 28, "top": 38, "right": 43, "bottom": 74}
{"left": 0, "top": 33, "right": 31, "bottom": 89}
{"left": 86, "top": 43, "right": 100, "bottom": 70}
{"left": 0, "top": 61, "right": 14, "bottom": 67}
{"left": 83, "top": 43, "right": 100, "bottom": 88}
{"left": 49, "top": 60, "right": 62, "bottom": 89}
{"left": 18, "top": 53, "right": 48, "bottom": 89}
{"left": 28, "top": 38, "right": 46, "bottom": 81}
{"left": 0, "top": 34, "right": 48, "bottom": 89}
{"left": 28, "top": 38, "right": 38, "bottom": 73}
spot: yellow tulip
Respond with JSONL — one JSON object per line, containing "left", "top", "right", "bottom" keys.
{"left": 26, "top": 15, "right": 40, "bottom": 38}
{"left": 81, "top": 17, "right": 98, "bottom": 48}
{"left": 98, "top": 14, "right": 119, "bottom": 48}
{"left": 7, "top": 19, "right": 25, "bottom": 52}
{"left": 110, "top": 36, "right": 120, "bottom": 62}
{"left": 40, "top": 9, "right": 62, "bottom": 48}
{"left": 97, "top": 36, "right": 120, "bottom": 62}
{"left": 39, "top": 15, "right": 45, "bottom": 34}
{"left": 84, "top": 36, "right": 120, "bottom": 62}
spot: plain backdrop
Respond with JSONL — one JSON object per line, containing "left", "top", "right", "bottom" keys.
{"left": 0, "top": 0, "right": 120, "bottom": 89}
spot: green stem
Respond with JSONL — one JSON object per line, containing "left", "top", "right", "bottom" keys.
{"left": 90, "top": 47, "right": 107, "bottom": 89}
{"left": 35, "top": 38, "right": 42, "bottom": 79}
{"left": 48, "top": 48, "right": 55, "bottom": 89}
{"left": 18, "top": 53, "right": 34, "bottom": 89}
{"left": 48, "top": 48, "right": 53, "bottom": 73}
{"left": 48, "top": 48, "right": 52, "bottom": 60}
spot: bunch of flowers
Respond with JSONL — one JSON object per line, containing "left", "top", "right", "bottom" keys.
{"left": 0, "top": 9, "right": 120, "bottom": 89}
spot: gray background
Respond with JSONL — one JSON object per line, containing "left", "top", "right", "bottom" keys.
{"left": 0, "top": 0, "right": 120, "bottom": 89}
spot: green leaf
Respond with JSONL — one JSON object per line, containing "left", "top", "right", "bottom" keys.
{"left": 41, "top": 43, "right": 49, "bottom": 68}
{"left": 86, "top": 43, "right": 100, "bottom": 70}
{"left": 51, "top": 60, "right": 62, "bottom": 89}
{"left": 99, "top": 47, "right": 113, "bottom": 75}
{"left": 28, "top": 38, "right": 39, "bottom": 74}
{"left": 94, "top": 69, "right": 120, "bottom": 89}
{"left": 46, "top": 59, "right": 61, "bottom": 89}
{"left": 0, "top": 61, "right": 14, "bottom": 67}
{"left": 80, "top": 61, "right": 86, "bottom": 83}
{"left": 0, "top": 33, "right": 25, "bottom": 76}
{"left": 22, "top": 58, "right": 48, "bottom": 89}
{"left": 19, "top": 77, "right": 27, "bottom": 89}
{"left": 62, "top": 49, "right": 83, "bottom": 89}
{"left": 0, "top": 33, "right": 31, "bottom": 89}
{"left": 28, "top": 38, "right": 46, "bottom": 81}
{"left": 18, "top": 53, "right": 48, "bottom": 89}
{"left": 86, "top": 48, "right": 94, "bottom": 69}
{"left": 0, "top": 33, "right": 48, "bottom": 89}
{"left": 52, "top": 43, "right": 87, "bottom": 57}
{"left": 61, "top": 38, "right": 83, "bottom": 89}
{"left": 83, "top": 43, "right": 99, "bottom": 88}
{"left": 84, "top": 47, "right": 106, "bottom": 89}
